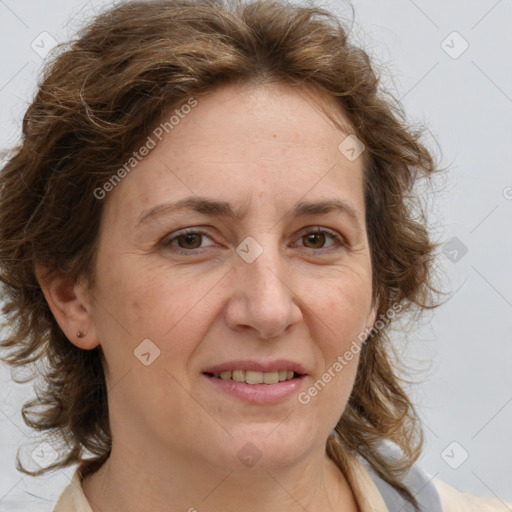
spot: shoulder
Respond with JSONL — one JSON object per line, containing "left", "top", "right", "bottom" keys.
{"left": 356, "top": 442, "right": 511, "bottom": 512}
{"left": 433, "top": 476, "right": 512, "bottom": 512}
{"left": 53, "top": 469, "right": 94, "bottom": 512}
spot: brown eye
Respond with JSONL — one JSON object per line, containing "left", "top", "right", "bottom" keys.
{"left": 302, "top": 232, "right": 327, "bottom": 249}
{"left": 297, "top": 228, "right": 342, "bottom": 251}
{"left": 176, "top": 233, "right": 203, "bottom": 249}
{"left": 161, "top": 229, "right": 216, "bottom": 254}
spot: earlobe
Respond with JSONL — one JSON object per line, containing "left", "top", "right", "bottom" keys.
{"left": 35, "top": 264, "right": 100, "bottom": 350}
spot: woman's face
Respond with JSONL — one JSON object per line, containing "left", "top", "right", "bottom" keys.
{"left": 84, "top": 82, "right": 376, "bottom": 471}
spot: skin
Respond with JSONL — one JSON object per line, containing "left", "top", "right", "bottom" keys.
{"left": 38, "top": 81, "right": 377, "bottom": 512}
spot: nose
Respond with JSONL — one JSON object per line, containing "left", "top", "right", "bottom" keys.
{"left": 223, "top": 239, "right": 303, "bottom": 339}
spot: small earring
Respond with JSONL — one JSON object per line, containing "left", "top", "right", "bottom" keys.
{"left": 76, "top": 331, "right": 87, "bottom": 339}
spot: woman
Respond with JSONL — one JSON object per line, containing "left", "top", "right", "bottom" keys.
{"left": 0, "top": 0, "right": 509, "bottom": 510}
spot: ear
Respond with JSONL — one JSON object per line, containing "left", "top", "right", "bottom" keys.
{"left": 35, "top": 264, "right": 100, "bottom": 350}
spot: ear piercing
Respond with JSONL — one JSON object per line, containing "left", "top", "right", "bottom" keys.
{"left": 76, "top": 331, "right": 88, "bottom": 339}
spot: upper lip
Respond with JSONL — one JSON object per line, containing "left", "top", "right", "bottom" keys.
{"left": 203, "top": 359, "right": 308, "bottom": 375}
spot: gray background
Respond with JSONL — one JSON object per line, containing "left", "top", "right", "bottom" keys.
{"left": 0, "top": 0, "right": 511, "bottom": 509}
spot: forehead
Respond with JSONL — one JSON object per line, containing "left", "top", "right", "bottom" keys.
{"left": 104, "top": 81, "right": 366, "bottom": 223}
{"left": 164, "top": 81, "right": 355, "bottom": 161}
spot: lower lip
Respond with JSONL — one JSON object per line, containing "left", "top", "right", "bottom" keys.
{"left": 203, "top": 374, "right": 307, "bottom": 404}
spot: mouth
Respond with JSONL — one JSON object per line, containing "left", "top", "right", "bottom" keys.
{"left": 203, "top": 370, "right": 302, "bottom": 384}
{"left": 201, "top": 360, "right": 308, "bottom": 404}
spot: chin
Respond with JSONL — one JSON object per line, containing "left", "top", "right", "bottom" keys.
{"left": 220, "top": 427, "right": 316, "bottom": 472}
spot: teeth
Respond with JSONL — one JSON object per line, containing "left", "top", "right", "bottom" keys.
{"left": 211, "top": 370, "right": 298, "bottom": 384}
{"left": 263, "top": 371, "right": 279, "bottom": 384}
{"left": 232, "top": 370, "right": 245, "bottom": 382}
{"left": 246, "top": 371, "right": 263, "bottom": 384}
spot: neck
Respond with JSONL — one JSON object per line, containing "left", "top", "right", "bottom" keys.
{"left": 82, "top": 442, "right": 359, "bottom": 512}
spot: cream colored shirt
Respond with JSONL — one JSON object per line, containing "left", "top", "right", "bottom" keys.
{"left": 54, "top": 456, "right": 511, "bottom": 512}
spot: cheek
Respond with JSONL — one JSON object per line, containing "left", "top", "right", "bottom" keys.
{"left": 302, "top": 276, "right": 371, "bottom": 411}
{"left": 313, "top": 277, "right": 373, "bottom": 344}
{"left": 92, "top": 257, "right": 221, "bottom": 372}
{"left": 94, "top": 255, "right": 183, "bottom": 333}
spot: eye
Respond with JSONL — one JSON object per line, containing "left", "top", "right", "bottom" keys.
{"left": 295, "top": 227, "right": 344, "bottom": 251}
{"left": 159, "top": 226, "right": 345, "bottom": 256}
{"left": 161, "top": 229, "right": 216, "bottom": 254}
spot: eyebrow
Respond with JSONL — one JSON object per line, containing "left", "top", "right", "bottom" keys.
{"left": 138, "top": 196, "right": 364, "bottom": 234}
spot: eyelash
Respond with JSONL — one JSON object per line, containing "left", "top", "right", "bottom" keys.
{"left": 160, "top": 227, "right": 345, "bottom": 256}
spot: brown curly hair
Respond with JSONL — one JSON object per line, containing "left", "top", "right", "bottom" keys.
{"left": 0, "top": 0, "right": 442, "bottom": 507}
